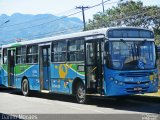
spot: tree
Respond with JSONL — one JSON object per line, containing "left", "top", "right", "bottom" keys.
{"left": 86, "top": 1, "right": 160, "bottom": 44}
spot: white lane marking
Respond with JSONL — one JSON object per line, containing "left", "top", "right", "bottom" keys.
{"left": 69, "top": 106, "right": 84, "bottom": 111}
{"left": 93, "top": 109, "right": 105, "bottom": 113}
{"left": 25, "top": 97, "right": 86, "bottom": 111}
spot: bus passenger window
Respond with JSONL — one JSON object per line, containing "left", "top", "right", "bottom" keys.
{"left": 51, "top": 41, "right": 67, "bottom": 62}
{"left": 22, "top": 46, "right": 26, "bottom": 54}
{"left": 68, "top": 41, "right": 76, "bottom": 61}
{"left": 21, "top": 56, "right": 26, "bottom": 63}
{"left": 27, "top": 55, "right": 32, "bottom": 63}
{"left": 17, "top": 47, "right": 21, "bottom": 55}
{"left": 32, "top": 46, "right": 38, "bottom": 53}
{"left": 33, "top": 55, "right": 38, "bottom": 63}
{"left": 26, "top": 45, "right": 38, "bottom": 63}
{"left": 16, "top": 46, "right": 26, "bottom": 64}
{"left": 68, "top": 39, "right": 84, "bottom": 62}
{"left": 16, "top": 56, "right": 21, "bottom": 64}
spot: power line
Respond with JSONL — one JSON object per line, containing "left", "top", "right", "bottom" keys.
{"left": 0, "top": 20, "right": 10, "bottom": 26}
{"left": 8, "top": 9, "right": 159, "bottom": 40}
{"left": 1, "top": 2, "right": 159, "bottom": 39}
{"left": 31, "top": 26, "right": 83, "bottom": 39}
{"left": 0, "top": 8, "right": 77, "bottom": 28}
{"left": 88, "top": 5, "right": 160, "bottom": 27}
{"left": 0, "top": 10, "right": 82, "bottom": 32}
{"left": 0, "top": 0, "right": 154, "bottom": 30}
{"left": 109, "top": 8, "right": 160, "bottom": 23}
{"left": 88, "top": 0, "right": 111, "bottom": 9}
{"left": 28, "top": 25, "right": 83, "bottom": 39}
{"left": 1, "top": 0, "right": 158, "bottom": 39}
{"left": 2, "top": 25, "right": 83, "bottom": 42}
{"left": 8, "top": 9, "right": 160, "bottom": 41}
{"left": 0, "top": 0, "right": 114, "bottom": 32}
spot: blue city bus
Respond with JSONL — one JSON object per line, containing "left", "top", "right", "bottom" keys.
{"left": 0, "top": 27, "right": 158, "bottom": 103}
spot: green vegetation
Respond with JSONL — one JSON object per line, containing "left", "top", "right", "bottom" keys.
{"left": 86, "top": 1, "right": 160, "bottom": 44}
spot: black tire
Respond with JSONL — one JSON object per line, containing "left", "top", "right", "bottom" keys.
{"left": 75, "top": 82, "right": 88, "bottom": 104}
{"left": 21, "top": 79, "right": 30, "bottom": 96}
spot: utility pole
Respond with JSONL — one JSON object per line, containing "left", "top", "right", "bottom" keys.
{"left": 76, "top": 6, "right": 89, "bottom": 31}
{"left": 102, "top": 0, "right": 105, "bottom": 13}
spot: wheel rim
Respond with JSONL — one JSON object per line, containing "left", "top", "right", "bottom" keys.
{"left": 77, "top": 84, "right": 85, "bottom": 103}
{"left": 22, "top": 80, "right": 28, "bottom": 95}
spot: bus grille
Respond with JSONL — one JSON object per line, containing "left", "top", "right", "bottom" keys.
{"left": 119, "top": 72, "right": 152, "bottom": 77}
{"left": 124, "top": 81, "right": 150, "bottom": 85}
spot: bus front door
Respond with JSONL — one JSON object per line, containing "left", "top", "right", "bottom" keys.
{"left": 39, "top": 45, "right": 50, "bottom": 91}
{"left": 8, "top": 49, "right": 15, "bottom": 87}
{"left": 85, "top": 39, "right": 103, "bottom": 94}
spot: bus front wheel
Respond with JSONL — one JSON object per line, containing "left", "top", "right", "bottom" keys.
{"left": 75, "top": 82, "right": 87, "bottom": 104}
{"left": 21, "top": 79, "right": 30, "bottom": 96}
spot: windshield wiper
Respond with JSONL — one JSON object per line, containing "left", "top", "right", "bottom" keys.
{"left": 131, "top": 44, "right": 135, "bottom": 60}
{"left": 136, "top": 39, "right": 147, "bottom": 59}
{"left": 120, "top": 39, "right": 135, "bottom": 60}
{"left": 140, "top": 39, "right": 147, "bottom": 45}
{"left": 120, "top": 39, "right": 127, "bottom": 45}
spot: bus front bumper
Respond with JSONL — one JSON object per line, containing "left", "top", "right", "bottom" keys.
{"left": 105, "top": 80, "right": 158, "bottom": 96}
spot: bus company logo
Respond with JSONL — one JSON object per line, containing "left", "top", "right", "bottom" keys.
{"left": 142, "top": 113, "right": 159, "bottom": 120}
{"left": 124, "top": 78, "right": 134, "bottom": 82}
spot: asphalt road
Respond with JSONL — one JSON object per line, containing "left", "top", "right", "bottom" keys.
{"left": 0, "top": 88, "right": 160, "bottom": 120}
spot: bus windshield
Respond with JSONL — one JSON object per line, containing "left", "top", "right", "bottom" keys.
{"left": 105, "top": 41, "right": 156, "bottom": 70}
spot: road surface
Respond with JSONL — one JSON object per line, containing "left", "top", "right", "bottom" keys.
{"left": 0, "top": 89, "right": 159, "bottom": 120}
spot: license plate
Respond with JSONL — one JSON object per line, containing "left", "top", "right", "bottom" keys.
{"left": 134, "top": 87, "right": 142, "bottom": 91}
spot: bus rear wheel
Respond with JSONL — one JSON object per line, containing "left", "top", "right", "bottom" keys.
{"left": 75, "top": 82, "right": 87, "bottom": 104}
{"left": 21, "top": 79, "right": 30, "bottom": 96}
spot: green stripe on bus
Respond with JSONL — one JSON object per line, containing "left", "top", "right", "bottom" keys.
{"left": 14, "top": 64, "right": 32, "bottom": 75}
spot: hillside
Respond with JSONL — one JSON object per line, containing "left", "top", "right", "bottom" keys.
{"left": 0, "top": 13, "right": 83, "bottom": 45}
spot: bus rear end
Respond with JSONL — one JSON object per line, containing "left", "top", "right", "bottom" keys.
{"left": 104, "top": 28, "right": 158, "bottom": 96}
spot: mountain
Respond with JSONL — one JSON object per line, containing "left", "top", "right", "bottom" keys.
{"left": 0, "top": 13, "right": 83, "bottom": 45}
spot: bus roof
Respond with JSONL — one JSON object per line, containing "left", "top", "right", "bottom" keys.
{"left": 2, "top": 26, "right": 153, "bottom": 48}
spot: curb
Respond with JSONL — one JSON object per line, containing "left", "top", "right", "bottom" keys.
{"left": 139, "top": 90, "right": 160, "bottom": 97}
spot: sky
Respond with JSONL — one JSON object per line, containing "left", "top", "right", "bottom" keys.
{"left": 0, "top": 0, "right": 159, "bottom": 21}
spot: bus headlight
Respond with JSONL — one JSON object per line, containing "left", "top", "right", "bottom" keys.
{"left": 115, "top": 80, "right": 118, "bottom": 84}
{"left": 151, "top": 79, "right": 156, "bottom": 84}
{"left": 114, "top": 80, "right": 124, "bottom": 85}
{"left": 119, "top": 82, "right": 124, "bottom": 85}
{"left": 110, "top": 77, "right": 114, "bottom": 80}
{"left": 109, "top": 77, "right": 124, "bottom": 85}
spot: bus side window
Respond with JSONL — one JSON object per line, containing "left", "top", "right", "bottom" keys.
{"left": 68, "top": 40, "right": 76, "bottom": 61}
{"left": 16, "top": 46, "right": 26, "bottom": 64}
{"left": 51, "top": 41, "right": 67, "bottom": 62}
{"left": 16, "top": 47, "right": 21, "bottom": 64}
{"left": 68, "top": 39, "right": 84, "bottom": 62}
{"left": 76, "top": 40, "right": 84, "bottom": 61}
{"left": 26, "top": 45, "right": 38, "bottom": 64}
